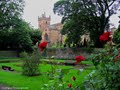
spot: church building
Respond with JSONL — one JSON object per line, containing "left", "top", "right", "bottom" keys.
{"left": 38, "top": 13, "right": 63, "bottom": 46}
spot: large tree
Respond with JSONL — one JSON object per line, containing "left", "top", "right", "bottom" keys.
{"left": 29, "top": 29, "right": 42, "bottom": 45}
{"left": 53, "top": 0, "right": 120, "bottom": 47}
{"left": 0, "top": 0, "right": 40, "bottom": 52}
{"left": 0, "top": 0, "right": 24, "bottom": 30}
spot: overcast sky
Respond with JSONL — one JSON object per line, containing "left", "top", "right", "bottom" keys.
{"left": 22, "top": 0, "right": 120, "bottom": 29}
{"left": 22, "top": 0, "right": 62, "bottom": 29}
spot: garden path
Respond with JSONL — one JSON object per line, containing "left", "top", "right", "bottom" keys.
{"left": 0, "top": 84, "right": 15, "bottom": 90}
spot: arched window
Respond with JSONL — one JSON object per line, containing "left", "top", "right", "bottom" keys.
{"left": 44, "top": 33, "right": 49, "bottom": 41}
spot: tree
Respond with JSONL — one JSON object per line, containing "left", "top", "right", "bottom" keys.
{"left": 113, "top": 24, "right": 120, "bottom": 47}
{"left": 8, "top": 19, "right": 34, "bottom": 52}
{"left": 0, "top": 0, "right": 39, "bottom": 52}
{"left": 53, "top": 0, "right": 120, "bottom": 47}
{"left": 29, "top": 29, "right": 42, "bottom": 45}
{"left": 0, "top": 0, "right": 25, "bottom": 30}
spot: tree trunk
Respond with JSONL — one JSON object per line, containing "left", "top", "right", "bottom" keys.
{"left": 94, "top": 38, "right": 103, "bottom": 48}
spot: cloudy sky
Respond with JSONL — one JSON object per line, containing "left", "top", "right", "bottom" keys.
{"left": 22, "top": 0, "right": 62, "bottom": 29}
{"left": 22, "top": 0, "right": 119, "bottom": 29}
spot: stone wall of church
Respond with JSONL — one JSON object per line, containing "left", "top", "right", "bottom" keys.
{"left": 38, "top": 13, "right": 63, "bottom": 44}
{"left": 49, "top": 30, "right": 60, "bottom": 44}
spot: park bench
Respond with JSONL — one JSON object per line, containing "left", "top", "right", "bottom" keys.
{"left": 2, "top": 66, "right": 14, "bottom": 71}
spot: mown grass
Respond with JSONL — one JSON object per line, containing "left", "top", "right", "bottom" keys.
{"left": 0, "top": 59, "right": 94, "bottom": 90}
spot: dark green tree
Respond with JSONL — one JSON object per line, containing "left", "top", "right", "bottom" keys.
{"left": 113, "top": 24, "right": 120, "bottom": 47}
{"left": 29, "top": 29, "right": 42, "bottom": 45}
{"left": 0, "top": 0, "right": 25, "bottom": 30}
{"left": 8, "top": 19, "right": 33, "bottom": 52}
{"left": 53, "top": 0, "right": 120, "bottom": 47}
{"left": 0, "top": 0, "right": 40, "bottom": 52}
{"left": 0, "top": 0, "right": 25, "bottom": 50}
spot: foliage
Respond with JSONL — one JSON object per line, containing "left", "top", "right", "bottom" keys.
{"left": 9, "top": 19, "right": 33, "bottom": 52}
{"left": 86, "top": 46, "right": 120, "bottom": 89}
{"left": 61, "top": 17, "right": 83, "bottom": 47}
{"left": 22, "top": 47, "right": 41, "bottom": 76}
{"left": 113, "top": 24, "right": 120, "bottom": 47}
{"left": 0, "top": 0, "right": 25, "bottom": 30}
{"left": 0, "top": 0, "right": 34, "bottom": 52}
{"left": 0, "top": 30, "right": 10, "bottom": 49}
{"left": 29, "top": 29, "right": 42, "bottom": 45}
{"left": 53, "top": 0, "right": 120, "bottom": 47}
{"left": 0, "top": 19, "right": 35, "bottom": 52}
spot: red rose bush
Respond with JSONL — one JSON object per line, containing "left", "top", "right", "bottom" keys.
{"left": 38, "top": 41, "right": 48, "bottom": 51}
{"left": 99, "top": 31, "right": 111, "bottom": 42}
{"left": 75, "top": 55, "right": 86, "bottom": 64}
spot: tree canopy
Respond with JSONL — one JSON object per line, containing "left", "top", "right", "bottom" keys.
{"left": 0, "top": 0, "right": 42, "bottom": 52}
{"left": 0, "top": 0, "right": 25, "bottom": 30}
{"left": 53, "top": 0, "right": 120, "bottom": 47}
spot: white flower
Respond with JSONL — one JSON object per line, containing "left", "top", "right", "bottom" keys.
{"left": 79, "top": 69, "right": 84, "bottom": 72}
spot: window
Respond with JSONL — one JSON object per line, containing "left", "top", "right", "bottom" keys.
{"left": 44, "top": 33, "right": 49, "bottom": 41}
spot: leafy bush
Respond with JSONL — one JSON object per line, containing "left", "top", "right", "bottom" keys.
{"left": 86, "top": 46, "right": 120, "bottom": 89}
{"left": 29, "top": 29, "right": 42, "bottom": 45}
{"left": 22, "top": 47, "right": 41, "bottom": 76}
{"left": 0, "top": 19, "right": 34, "bottom": 52}
{"left": 113, "top": 25, "right": 120, "bottom": 47}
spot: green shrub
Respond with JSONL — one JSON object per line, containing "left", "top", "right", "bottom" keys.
{"left": 85, "top": 46, "right": 120, "bottom": 89}
{"left": 22, "top": 47, "right": 41, "bottom": 76}
{"left": 113, "top": 25, "right": 120, "bottom": 47}
{"left": 19, "top": 52, "right": 28, "bottom": 58}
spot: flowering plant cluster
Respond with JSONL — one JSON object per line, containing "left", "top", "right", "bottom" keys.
{"left": 38, "top": 41, "right": 48, "bottom": 51}
{"left": 99, "top": 31, "right": 111, "bottom": 42}
{"left": 89, "top": 47, "right": 120, "bottom": 89}
{"left": 75, "top": 55, "right": 86, "bottom": 64}
{"left": 80, "top": 31, "right": 120, "bottom": 89}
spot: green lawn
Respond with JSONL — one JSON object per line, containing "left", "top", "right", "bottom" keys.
{"left": 0, "top": 59, "right": 94, "bottom": 90}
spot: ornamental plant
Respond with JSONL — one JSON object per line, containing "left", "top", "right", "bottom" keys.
{"left": 99, "top": 31, "right": 111, "bottom": 42}
{"left": 22, "top": 46, "right": 41, "bottom": 76}
{"left": 113, "top": 24, "right": 120, "bottom": 47}
{"left": 38, "top": 41, "right": 48, "bottom": 51}
{"left": 75, "top": 55, "right": 86, "bottom": 64}
{"left": 88, "top": 46, "right": 120, "bottom": 90}
{"left": 84, "top": 36, "right": 120, "bottom": 89}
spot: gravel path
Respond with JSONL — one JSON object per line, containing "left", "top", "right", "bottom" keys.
{"left": 0, "top": 84, "right": 8, "bottom": 90}
{"left": 0, "top": 84, "right": 15, "bottom": 90}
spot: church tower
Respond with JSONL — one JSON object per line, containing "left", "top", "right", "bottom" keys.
{"left": 38, "top": 13, "right": 51, "bottom": 42}
{"left": 38, "top": 13, "right": 63, "bottom": 46}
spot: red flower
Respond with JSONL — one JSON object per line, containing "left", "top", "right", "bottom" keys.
{"left": 99, "top": 31, "right": 111, "bottom": 42}
{"left": 72, "top": 76, "right": 76, "bottom": 81}
{"left": 68, "top": 84, "right": 72, "bottom": 88}
{"left": 103, "top": 32, "right": 111, "bottom": 37}
{"left": 99, "top": 35, "right": 109, "bottom": 41}
{"left": 75, "top": 56, "right": 86, "bottom": 64}
{"left": 38, "top": 41, "right": 48, "bottom": 51}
